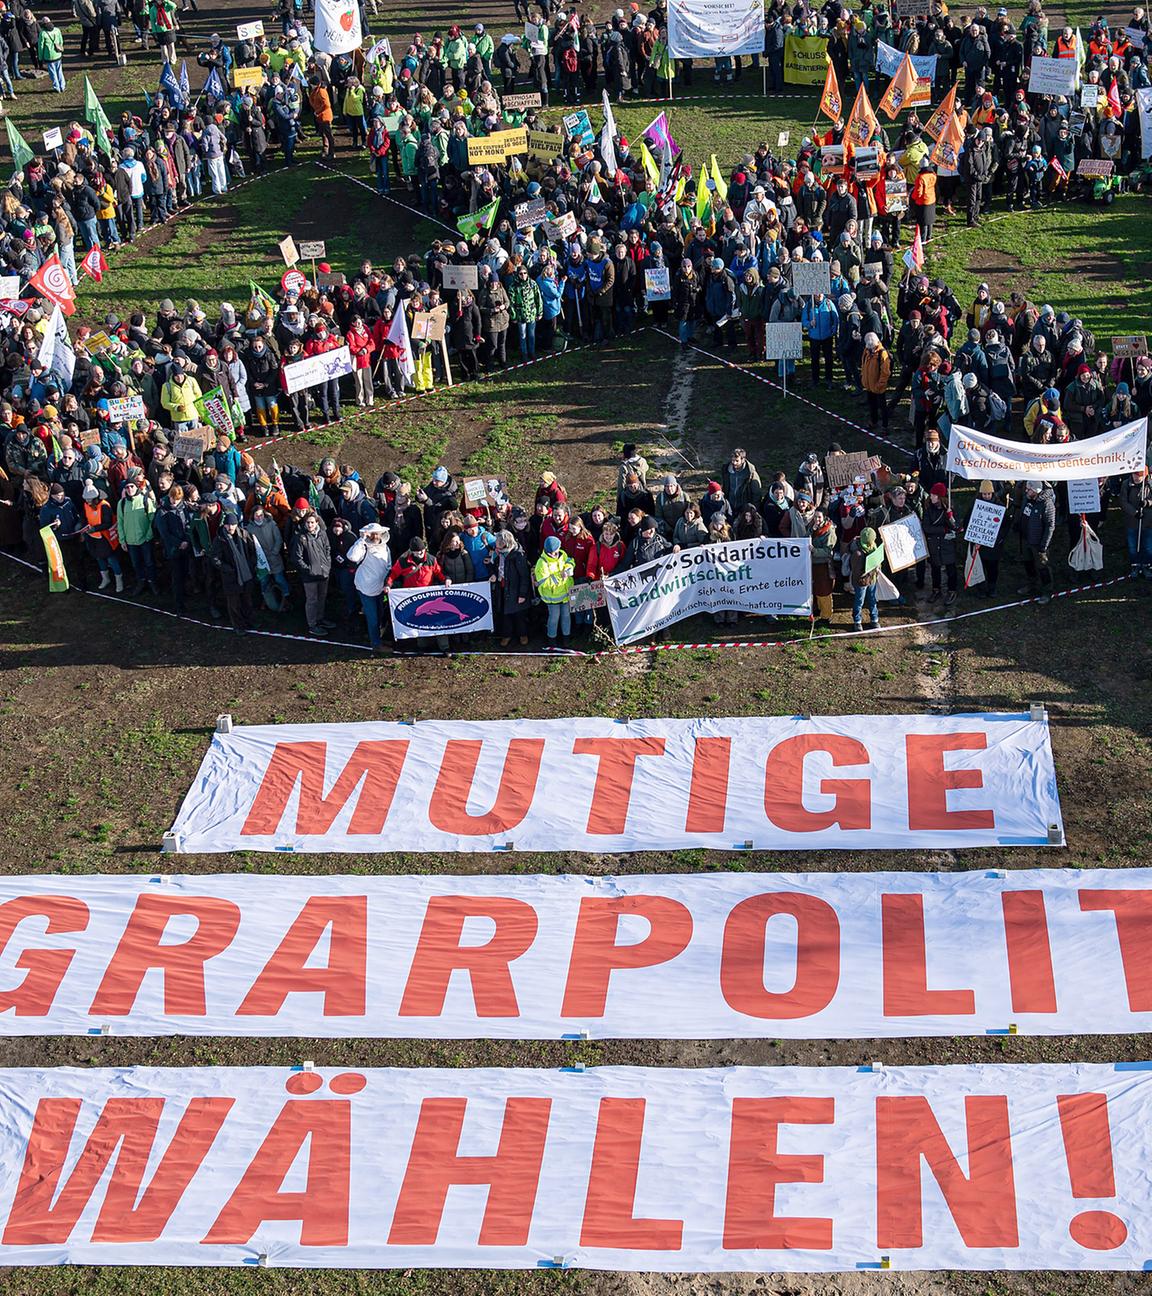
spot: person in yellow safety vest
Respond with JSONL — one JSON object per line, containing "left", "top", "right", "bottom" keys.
{"left": 533, "top": 534, "right": 574, "bottom": 649}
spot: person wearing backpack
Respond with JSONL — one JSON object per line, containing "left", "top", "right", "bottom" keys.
{"left": 558, "top": 35, "right": 580, "bottom": 104}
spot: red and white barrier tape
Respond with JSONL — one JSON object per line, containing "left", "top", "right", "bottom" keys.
{"left": 314, "top": 160, "right": 460, "bottom": 235}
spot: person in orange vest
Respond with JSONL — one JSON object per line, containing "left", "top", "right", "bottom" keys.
{"left": 1054, "top": 26, "right": 1078, "bottom": 56}
{"left": 80, "top": 482, "right": 124, "bottom": 592}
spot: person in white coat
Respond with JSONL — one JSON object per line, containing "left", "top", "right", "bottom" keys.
{"left": 347, "top": 522, "right": 392, "bottom": 652}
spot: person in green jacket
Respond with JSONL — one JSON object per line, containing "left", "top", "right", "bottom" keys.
{"left": 508, "top": 264, "right": 544, "bottom": 361}
{"left": 445, "top": 24, "right": 468, "bottom": 74}
{"left": 37, "top": 17, "right": 65, "bottom": 93}
{"left": 342, "top": 77, "right": 367, "bottom": 149}
{"left": 472, "top": 22, "right": 494, "bottom": 78}
{"left": 160, "top": 363, "right": 203, "bottom": 430}
{"left": 115, "top": 478, "right": 159, "bottom": 595}
{"left": 534, "top": 534, "right": 574, "bottom": 648}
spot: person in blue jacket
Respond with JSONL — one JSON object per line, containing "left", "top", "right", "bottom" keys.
{"left": 802, "top": 289, "right": 840, "bottom": 388}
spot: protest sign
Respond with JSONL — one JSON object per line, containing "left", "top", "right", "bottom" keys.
{"left": 317, "top": 270, "right": 347, "bottom": 288}
{"left": 83, "top": 329, "right": 113, "bottom": 352}
{"left": 411, "top": 305, "right": 448, "bottom": 344}
{"left": 764, "top": 322, "right": 804, "bottom": 360}
{"left": 667, "top": 0, "right": 765, "bottom": 57}
{"left": 388, "top": 581, "right": 494, "bottom": 640}
{"left": 1067, "top": 476, "right": 1102, "bottom": 514}
{"left": 236, "top": 18, "right": 264, "bottom": 39}
{"left": 561, "top": 109, "right": 595, "bottom": 145}
{"left": 526, "top": 128, "right": 564, "bottom": 159}
{"left": 544, "top": 211, "right": 578, "bottom": 241}
{"left": 1027, "top": 55, "right": 1078, "bottom": 95}
{"left": 280, "top": 268, "right": 307, "bottom": 295}
{"left": 462, "top": 478, "right": 489, "bottom": 505}
{"left": 466, "top": 135, "right": 509, "bottom": 165}
{"left": 502, "top": 91, "right": 542, "bottom": 110}
{"left": 788, "top": 260, "right": 831, "bottom": 297}
{"left": 1112, "top": 335, "right": 1148, "bottom": 359}
{"left": 1125, "top": 25, "right": 1147, "bottom": 46}
{"left": 77, "top": 427, "right": 101, "bottom": 448}
{"left": 314, "top": 0, "right": 360, "bottom": 54}
{"left": 1080, "top": 83, "right": 1101, "bottom": 109}
{"left": 1076, "top": 158, "right": 1113, "bottom": 177}
{"left": 894, "top": 0, "right": 931, "bottom": 15}
{"left": 514, "top": 196, "right": 547, "bottom": 229}
{"left": 170, "top": 712, "right": 1062, "bottom": 855}
{"left": 777, "top": 129, "right": 789, "bottom": 147}
{"left": 602, "top": 537, "right": 812, "bottom": 644}
{"left": 106, "top": 394, "right": 145, "bottom": 423}
{"left": 826, "top": 449, "right": 879, "bottom": 490}
{"left": 880, "top": 512, "right": 929, "bottom": 571}
{"left": 569, "top": 580, "right": 606, "bottom": 614}
{"left": 964, "top": 498, "right": 1007, "bottom": 548}
{"left": 524, "top": 20, "right": 547, "bottom": 53}
{"left": 948, "top": 419, "right": 1147, "bottom": 481}
{"left": 885, "top": 176, "right": 909, "bottom": 212}
{"left": 277, "top": 234, "right": 299, "bottom": 267}
{"left": 440, "top": 263, "right": 479, "bottom": 291}
{"left": 853, "top": 145, "right": 879, "bottom": 178}
{"left": 644, "top": 266, "right": 671, "bottom": 301}
{"left": 864, "top": 543, "right": 885, "bottom": 575}
{"left": 298, "top": 240, "right": 326, "bottom": 259}
{"left": 0, "top": 274, "right": 19, "bottom": 300}
{"left": 283, "top": 345, "right": 354, "bottom": 394}
{"left": 232, "top": 66, "right": 263, "bottom": 90}
{"left": 783, "top": 32, "right": 828, "bottom": 84}
{"left": 820, "top": 142, "right": 846, "bottom": 175}
{"left": 171, "top": 428, "right": 209, "bottom": 460}
{"left": 496, "top": 126, "right": 527, "bottom": 157}
{"left": 1138, "top": 87, "right": 1152, "bottom": 159}
{"left": 876, "top": 39, "right": 936, "bottom": 89}
{"left": 196, "top": 386, "right": 236, "bottom": 437}
{"left": 42, "top": 127, "right": 63, "bottom": 151}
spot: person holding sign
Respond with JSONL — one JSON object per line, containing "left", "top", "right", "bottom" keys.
{"left": 849, "top": 527, "right": 883, "bottom": 630}
{"left": 965, "top": 481, "right": 1009, "bottom": 597}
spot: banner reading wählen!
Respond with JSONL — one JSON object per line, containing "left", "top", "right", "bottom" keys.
{"left": 947, "top": 418, "right": 1147, "bottom": 481}
{"left": 667, "top": 0, "right": 765, "bottom": 57}
{"left": 167, "top": 712, "right": 1062, "bottom": 854}
{"left": 601, "top": 537, "right": 812, "bottom": 644}
{"left": 7, "top": 868, "right": 1151, "bottom": 1039}
{"left": 0, "top": 1062, "right": 1146, "bottom": 1269}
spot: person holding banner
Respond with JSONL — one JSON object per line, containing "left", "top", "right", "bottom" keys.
{"left": 849, "top": 526, "right": 882, "bottom": 630}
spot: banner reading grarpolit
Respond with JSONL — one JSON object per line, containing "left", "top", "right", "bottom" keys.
{"left": 168, "top": 712, "right": 1062, "bottom": 854}
{"left": 601, "top": 537, "right": 812, "bottom": 644}
{"left": 0, "top": 1062, "right": 1148, "bottom": 1270}
{"left": 947, "top": 419, "right": 1147, "bottom": 481}
{"left": 667, "top": 0, "right": 765, "bottom": 57}
{"left": 7, "top": 866, "right": 1152, "bottom": 1039}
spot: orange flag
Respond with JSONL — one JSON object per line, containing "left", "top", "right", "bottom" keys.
{"left": 924, "top": 82, "right": 957, "bottom": 141}
{"left": 879, "top": 52, "right": 919, "bottom": 120}
{"left": 929, "top": 111, "right": 966, "bottom": 169}
{"left": 819, "top": 60, "right": 842, "bottom": 121}
{"left": 845, "top": 82, "right": 879, "bottom": 148}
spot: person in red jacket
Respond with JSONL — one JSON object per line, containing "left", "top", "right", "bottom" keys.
{"left": 345, "top": 315, "right": 376, "bottom": 408}
{"left": 302, "top": 321, "right": 344, "bottom": 425}
{"left": 539, "top": 501, "right": 571, "bottom": 546}
{"left": 386, "top": 536, "right": 449, "bottom": 653}
{"left": 371, "top": 309, "right": 405, "bottom": 400}
{"left": 534, "top": 470, "right": 567, "bottom": 510}
{"left": 589, "top": 519, "right": 624, "bottom": 580}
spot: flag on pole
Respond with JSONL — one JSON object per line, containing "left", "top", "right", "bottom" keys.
{"left": 456, "top": 198, "right": 499, "bottom": 236}
{"left": 879, "top": 52, "right": 919, "bottom": 119}
{"left": 83, "top": 77, "right": 114, "bottom": 157}
{"left": 1074, "top": 28, "right": 1084, "bottom": 90}
{"left": 1107, "top": 78, "right": 1123, "bottom": 117}
{"left": 203, "top": 66, "right": 226, "bottom": 101}
{"left": 248, "top": 279, "right": 277, "bottom": 317}
{"left": 639, "top": 139, "right": 660, "bottom": 188}
{"left": 80, "top": 244, "right": 108, "bottom": 282}
{"left": 929, "top": 110, "right": 965, "bottom": 168}
{"left": 29, "top": 256, "right": 77, "bottom": 316}
{"left": 179, "top": 59, "right": 190, "bottom": 103}
{"left": 588, "top": 176, "right": 603, "bottom": 205}
{"left": 695, "top": 164, "right": 711, "bottom": 222}
{"left": 903, "top": 223, "right": 924, "bottom": 272}
{"left": 159, "top": 59, "right": 185, "bottom": 108}
{"left": 600, "top": 120, "right": 618, "bottom": 181}
{"left": 39, "top": 525, "right": 69, "bottom": 592}
{"left": 709, "top": 155, "right": 728, "bottom": 203}
{"left": 4, "top": 119, "right": 34, "bottom": 175}
{"left": 924, "top": 82, "right": 957, "bottom": 141}
{"left": 641, "top": 111, "right": 680, "bottom": 159}
{"left": 845, "top": 82, "right": 879, "bottom": 148}
{"left": 37, "top": 304, "right": 76, "bottom": 387}
{"left": 818, "top": 60, "right": 842, "bottom": 121}
{"left": 386, "top": 306, "right": 415, "bottom": 386}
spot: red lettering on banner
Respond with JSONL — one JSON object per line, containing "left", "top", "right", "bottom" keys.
{"left": 581, "top": 1099, "right": 683, "bottom": 1249}
{"left": 763, "top": 736, "right": 871, "bottom": 832}
{"left": 723, "top": 1097, "right": 835, "bottom": 1249}
{"left": 90, "top": 895, "right": 241, "bottom": 1016}
{"left": 205, "top": 1098, "right": 351, "bottom": 1245}
{"left": 720, "top": 895, "right": 840, "bottom": 1019}
{"left": 400, "top": 897, "right": 538, "bottom": 1017}
{"left": 241, "top": 740, "right": 409, "bottom": 836}
{"left": 905, "top": 734, "right": 994, "bottom": 831}
{"left": 572, "top": 738, "right": 667, "bottom": 834}
{"left": 237, "top": 897, "right": 367, "bottom": 1017}
{"left": 389, "top": 1097, "right": 551, "bottom": 1245}
{"left": 1057, "top": 1092, "right": 1129, "bottom": 1250}
{"left": 3, "top": 1096, "right": 231, "bottom": 1244}
{"left": 882, "top": 895, "right": 975, "bottom": 1017}
{"left": 685, "top": 737, "right": 731, "bottom": 833}
{"left": 427, "top": 739, "right": 545, "bottom": 835}
{"left": 561, "top": 896, "right": 693, "bottom": 1017}
{"left": 1002, "top": 891, "right": 1057, "bottom": 1013}
{"left": 0, "top": 896, "right": 88, "bottom": 1016}
{"left": 1079, "top": 890, "right": 1152, "bottom": 1010}
{"left": 875, "top": 1095, "right": 1018, "bottom": 1247}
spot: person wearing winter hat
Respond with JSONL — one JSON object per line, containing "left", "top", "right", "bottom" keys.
{"left": 210, "top": 509, "right": 259, "bottom": 633}
{"left": 80, "top": 481, "right": 124, "bottom": 592}
{"left": 534, "top": 533, "right": 575, "bottom": 649}
{"left": 849, "top": 526, "right": 881, "bottom": 630}
{"left": 922, "top": 481, "right": 959, "bottom": 605}
{"left": 1017, "top": 479, "right": 1056, "bottom": 602}
{"left": 965, "top": 480, "right": 1006, "bottom": 598}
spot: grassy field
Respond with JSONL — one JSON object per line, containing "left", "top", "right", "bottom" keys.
{"left": 1, "top": 1, "right": 1152, "bottom": 1294}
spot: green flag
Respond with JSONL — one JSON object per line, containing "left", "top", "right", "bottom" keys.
{"left": 83, "top": 76, "right": 114, "bottom": 158}
{"left": 248, "top": 279, "right": 277, "bottom": 318}
{"left": 5, "top": 119, "right": 33, "bottom": 175}
{"left": 457, "top": 198, "right": 499, "bottom": 237}
{"left": 195, "top": 385, "right": 237, "bottom": 439}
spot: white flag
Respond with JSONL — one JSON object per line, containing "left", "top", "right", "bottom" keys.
{"left": 601, "top": 90, "right": 618, "bottom": 178}
{"left": 37, "top": 303, "right": 75, "bottom": 389}
{"left": 313, "top": 0, "right": 361, "bottom": 55}
{"left": 386, "top": 305, "right": 415, "bottom": 385}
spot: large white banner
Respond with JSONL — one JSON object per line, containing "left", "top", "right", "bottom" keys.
{"left": 667, "top": 0, "right": 765, "bottom": 57}
{"left": 168, "top": 712, "right": 1061, "bottom": 855}
{"left": 6, "top": 867, "right": 1151, "bottom": 1039}
{"left": 601, "top": 537, "right": 812, "bottom": 644}
{"left": 876, "top": 39, "right": 936, "bottom": 81}
{"left": 1026, "top": 54, "right": 1079, "bottom": 96}
{"left": 0, "top": 1062, "right": 1148, "bottom": 1270}
{"left": 282, "top": 345, "right": 354, "bottom": 394}
{"left": 313, "top": 0, "right": 361, "bottom": 55}
{"left": 388, "top": 581, "right": 494, "bottom": 639}
{"left": 1138, "top": 86, "right": 1152, "bottom": 159}
{"left": 947, "top": 419, "right": 1147, "bottom": 482}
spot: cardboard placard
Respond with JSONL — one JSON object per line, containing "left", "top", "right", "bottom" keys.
{"left": 463, "top": 477, "right": 488, "bottom": 505}
{"left": 964, "top": 498, "right": 1006, "bottom": 548}
{"left": 1113, "top": 335, "right": 1148, "bottom": 359}
{"left": 879, "top": 513, "right": 928, "bottom": 572}
{"left": 820, "top": 143, "right": 846, "bottom": 175}
{"left": 298, "top": 240, "right": 326, "bottom": 259}
{"left": 885, "top": 177, "right": 908, "bottom": 213}
{"left": 467, "top": 135, "right": 509, "bottom": 166}
{"left": 527, "top": 128, "right": 564, "bottom": 159}
{"left": 1080, "top": 84, "right": 1101, "bottom": 109}
{"left": 1067, "top": 476, "right": 1101, "bottom": 515}
{"left": 1026, "top": 55, "right": 1078, "bottom": 96}
{"left": 441, "top": 263, "right": 479, "bottom": 291}
{"left": 411, "top": 304, "right": 448, "bottom": 344}
{"left": 236, "top": 19, "right": 264, "bottom": 39}
{"left": 853, "top": 146, "right": 879, "bottom": 179}
{"left": 502, "top": 92, "right": 542, "bottom": 110}
{"left": 84, "top": 329, "right": 114, "bottom": 352}
{"left": 172, "top": 428, "right": 209, "bottom": 460}
{"left": 0, "top": 274, "right": 19, "bottom": 300}
{"left": 893, "top": 0, "right": 930, "bottom": 15}
{"left": 562, "top": 109, "right": 594, "bottom": 145}
{"left": 764, "top": 322, "right": 804, "bottom": 361}
{"left": 569, "top": 580, "right": 606, "bottom": 614}
{"left": 278, "top": 234, "right": 299, "bottom": 267}
{"left": 462, "top": 475, "right": 509, "bottom": 508}
{"left": 544, "top": 211, "right": 578, "bottom": 242}
{"left": 232, "top": 66, "right": 264, "bottom": 90}
{"left": 788, "top": 260, "right": 831, "bottom": 297}
{"left": 42, "top": 127, "right": 63, "bottom": 151}
{"left": 78, "top": 427, "right": 102, "bottom": 448}
{"left": 644, "top": 267, "right": 671, "bottom": 302}
{"left": 826, "top": 450, "right": 880, "bottom": 490}
{"left": 1076, "top": 158, "right": 1113, "bottom": 177}
{"left": 777, "top": 130, "right": 790, "bottom": 148}
{"left": 107, "top": 394, "right": 146, "bottom": 423}
{"left": 317, "top": 270, "right": 347, "bottom": 289}
{"left": 514, "top": 196, "right": 547, "bottom": 229}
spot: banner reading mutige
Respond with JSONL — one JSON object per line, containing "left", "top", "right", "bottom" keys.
{"left": 167, "top": 713, "right": 1061, "bottom": 854}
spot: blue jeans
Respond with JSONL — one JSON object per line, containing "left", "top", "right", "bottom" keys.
{"left": 58, "top": 239, "right": 78, "bottom": 284}
{"left": 420, "top": 176, "right": 438, "bottom": 214}
{"left": 545, "top": 601, "right": 571, "bottom": 640}
{"left": 1127, "top": 526, "right": 1152, "bottom": 569}
{"left": 100, "top": 217, "right": 122, "bottom": 246}
{"left": 46, "top": 59, "right": 65, "bottom": 92}
{"left": 78, "top": 217, "right": 99, "bottom": 251}
{"left": 852, "top": 583, "right": 879, "bottom": 626}
{"left": 678, "top": 319, "right": 694, "bottom": 343}
{"left": 360, "top": 590, "right": 383, "bottom": 647}
{"left": 374, "top": 154, "right": 391, "bottom": 194}
{"left": 186, "top": 161, "right": 202, "bottom": 197}
{"left": 126, "top": 542, "right": 156, "bottom": 584}
{"left": 0, "top": 62, "right": 13, "bottom": 95}
{"left": 517, "top": 320, "right": 536, "bottom": 361}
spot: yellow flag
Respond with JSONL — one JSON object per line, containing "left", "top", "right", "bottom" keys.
{"left": 639, "top": 139, "right": 660, "bottom": 188}
{"left": 710, "top": 154, "right": 728, "bottom": 203}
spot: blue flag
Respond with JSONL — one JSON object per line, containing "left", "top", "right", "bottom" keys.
{"left": 179, "top": 59, "right": 189, "bottom": 103}
{"left": 159, "top": 59, "right": 183, "bottom": 108}
{"left": 203, "top": 65, "right": 226, "bottom": 102}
